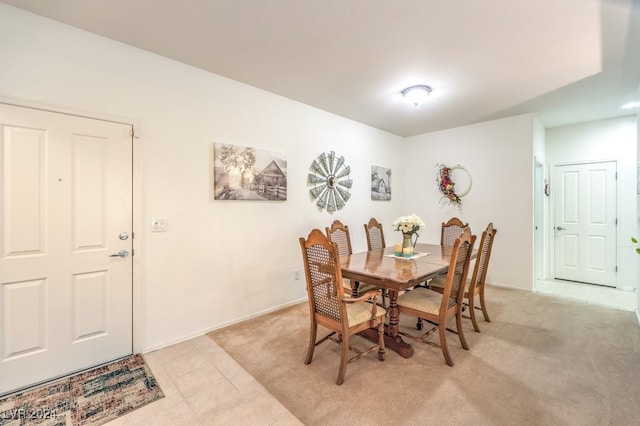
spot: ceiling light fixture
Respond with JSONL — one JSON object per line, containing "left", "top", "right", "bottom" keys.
{"left": 621, "top": 101, "right": 639, "bottom": 109}
{"left": 401, "top": 85, "right": 432, "bottom": 106}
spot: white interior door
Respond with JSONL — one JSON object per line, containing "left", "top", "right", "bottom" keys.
{"left": 553, "top": 161, "right": 616, "bottom": 286}
{"left": 0, "top": 104, "right": 133, "bottom": 395}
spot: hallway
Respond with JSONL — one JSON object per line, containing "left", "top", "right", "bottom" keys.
{"left": 535, "top": 279, "right": 636, "bottom": 311}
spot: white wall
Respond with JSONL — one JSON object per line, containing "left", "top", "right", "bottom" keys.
{"left": 635, "top": 85, "right": 640, "bottom": 321}
{"left": 546, "top": 116, "right": 638, "bottom": 293}
{"left": 533, "top": 117, "right": 547, "bottom": 280}
{"left": 0, "top": 5, "right": 405, "bottom": 352}
{"left": 402, "top": 114, "right": 536, "bottom": 290}
{"left": 5, "top": 4, "right": 625, "bottom": 351}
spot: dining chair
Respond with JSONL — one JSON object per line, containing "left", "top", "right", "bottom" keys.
{"left": 362, "top": 218, "right": 389, "bottom": 308}
{"left": 326, "top": 219, "right": 382, "bottom": 301}
{"left": 299, "top": 228, "right": 386, "bottom": 385}
{"left": 325, "top": 219, "right": 353, "bottom": 257}
{"left": 364, "top": 217, "right": 386, "bottom": 250}
{"left": 429, "top": 223, "right": 497, "bottom": 332}
{"left": 409, "top": 217, "right": 469, "bottom": 293}
{"left": 429, "top": 216, "right": 470, "bottom": 289}
{"left": 325, "top": 220, "right": 358, "bottom": 296}
{"left": 441, "top": 217, "right": 470, "bottom": 246}
{"left": 396, "top": 228, "right": 476, "bottom": 366}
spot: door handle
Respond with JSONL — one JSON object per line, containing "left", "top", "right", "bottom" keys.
{"left": 109, "top": 250, "right": 129, "bottom": 258}
{"left": 556, "top": 226, "right": 566, "bottom": 231}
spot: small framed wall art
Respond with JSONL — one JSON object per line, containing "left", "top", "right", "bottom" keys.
{"left": 371, "top": 165, "right": 391, "bottom": 200}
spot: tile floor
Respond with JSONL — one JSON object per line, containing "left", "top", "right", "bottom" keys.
{"left": 105, "top": 335, "right": 302, "bottom": 426}
{"left": 106, "top": 281, "right": 636, "bottom": 425}
{"left": 535, "top": 279, "right": 637, "bottom": 311}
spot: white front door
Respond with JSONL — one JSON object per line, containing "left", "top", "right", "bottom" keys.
{"left": 0, "top": 104, "right": 133, "bottom": 395}
{"left": 553, "top": 161, "right": 616, "bottom": 286}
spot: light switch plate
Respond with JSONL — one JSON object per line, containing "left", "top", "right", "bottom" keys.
{"left": 151, "top": 217, "right": 168, "bottom": 232}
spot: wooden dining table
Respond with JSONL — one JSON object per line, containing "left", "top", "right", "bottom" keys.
{"left": 339, "top": 243, "right": 468, "bottom": 359}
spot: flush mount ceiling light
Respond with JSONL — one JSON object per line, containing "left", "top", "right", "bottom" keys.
{"left": 622, "top": 101, "right": 639, "bottom": 109}
{"left": 401, "top": 85, "right": 432, "bottom": 106}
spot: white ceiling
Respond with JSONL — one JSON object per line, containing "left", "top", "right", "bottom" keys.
{"left": 2, "top": 0, "right": 639, "bottom": 137}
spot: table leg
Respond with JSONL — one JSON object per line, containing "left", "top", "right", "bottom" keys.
{"left": 385, "top": 289, "right": 414, "bottom": 358}
{"left": 387, "top": 289, "right": 400, "bottom": 336}
{"left": 351, "top": 281, "right": 360, "bottom": 298}
{"left": 359, "top": 289, "right": 414, "bottom": 358}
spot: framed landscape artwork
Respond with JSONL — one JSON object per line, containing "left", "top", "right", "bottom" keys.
{"left": 371, "top": 165, "right": 391, "bottom": 200}
{"left": 211, "top": 142, "right": 287, "bottom": 201}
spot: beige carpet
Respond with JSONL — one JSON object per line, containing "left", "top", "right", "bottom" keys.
{"left": 208, "top": 286, "right": 640, "bottom": 426}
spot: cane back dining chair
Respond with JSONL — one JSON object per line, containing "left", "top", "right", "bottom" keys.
{"left": 413, "top": 217, "right": 470, "bottom": 291}
{"left": 429, "top": 223, "right": 497, "bottom": 332}
{"left": 299, "top": 228, "right": 386, "bottom": 385}
{"left": 431, "top": 217, "right": 470, "bottom": 287}
{"left": 326, "top": 220, "right": 353, "bottom": 258}
{"left": 363, "top": 217, "right": 388, "bottom": 308}
{"left": 326, "top": 220, "right": 382, "bottom": 301}
{"left": 364, "top": 217, "right": 386, "bottom": 250}
{"left": 441, "top": 217, "right": 470, "bottom": 246}
{"left": 396, "top": 228, "right": 476, "bottom": 366}
{"left": 325, "top": 220, "right": 357, "bottom": 294}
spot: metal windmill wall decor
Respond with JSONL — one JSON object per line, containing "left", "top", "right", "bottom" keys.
{"left": 308, "top": 151, "right": 353, "bottom": 212}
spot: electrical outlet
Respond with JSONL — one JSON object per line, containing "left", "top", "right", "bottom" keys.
{"left": 293, "top": 269, "right": 301, "bottom": 280}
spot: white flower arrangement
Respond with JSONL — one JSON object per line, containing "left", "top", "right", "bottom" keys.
{"left": 392, "top": 214, "right": 425, "bottom": 235}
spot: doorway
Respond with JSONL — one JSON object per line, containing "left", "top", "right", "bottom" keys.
{"left": 0, "top": 103, "right": 134, "bottom": 395}
{"left": 552, "top": 161, "right": 617, "bottom": 287}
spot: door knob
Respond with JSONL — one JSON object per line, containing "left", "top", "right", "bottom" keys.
{"left": 556, "top": 226, "right": 566, "bottom": 231}
{"left": 109, "top": 250, "right": 129, "bottom": 258}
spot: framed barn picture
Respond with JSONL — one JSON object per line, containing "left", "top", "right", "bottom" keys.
{"left": 211, "top": 142, "right": 287, "bottom": 201}
{"left": 371, "top": 165, "right": 391, "bottom": 200}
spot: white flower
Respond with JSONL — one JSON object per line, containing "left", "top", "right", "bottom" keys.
{"left": 392, "top": 214, "right": 425, "bottom": 235}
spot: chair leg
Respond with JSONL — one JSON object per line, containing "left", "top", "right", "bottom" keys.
{"left": 337, "top": 335, "right": 349, "bottom": 385}
{"left": 456, "top": 311, "right": 469, "bottom": 350}
{"left": 479, "top": 286, "right": 491, "bottom": 322}
{"left": 377, "top": 322, "right": 386, "bottom": 361}
{"left": 305, "top": 322, "right": 317, "bottom": 365}
{"left": 439, "top": 321, "right": 453, "bottom": 366}
{"left": 468, "top": 295, "right": 481, "bottom": 332}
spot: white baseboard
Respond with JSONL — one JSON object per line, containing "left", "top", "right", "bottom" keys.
{"left": 141, "top": 297, "right": 307, "bottom": 354}
{"left": 485, "top": 281, "right": 533, "bottom": 292}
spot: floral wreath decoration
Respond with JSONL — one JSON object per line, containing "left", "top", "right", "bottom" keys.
{"left": 437, "top": 163, "right": 472, "bottom": 205}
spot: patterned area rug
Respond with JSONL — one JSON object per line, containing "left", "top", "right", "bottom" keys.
{"left": 0, "top": 354, "right": 164, "bottom": 425}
